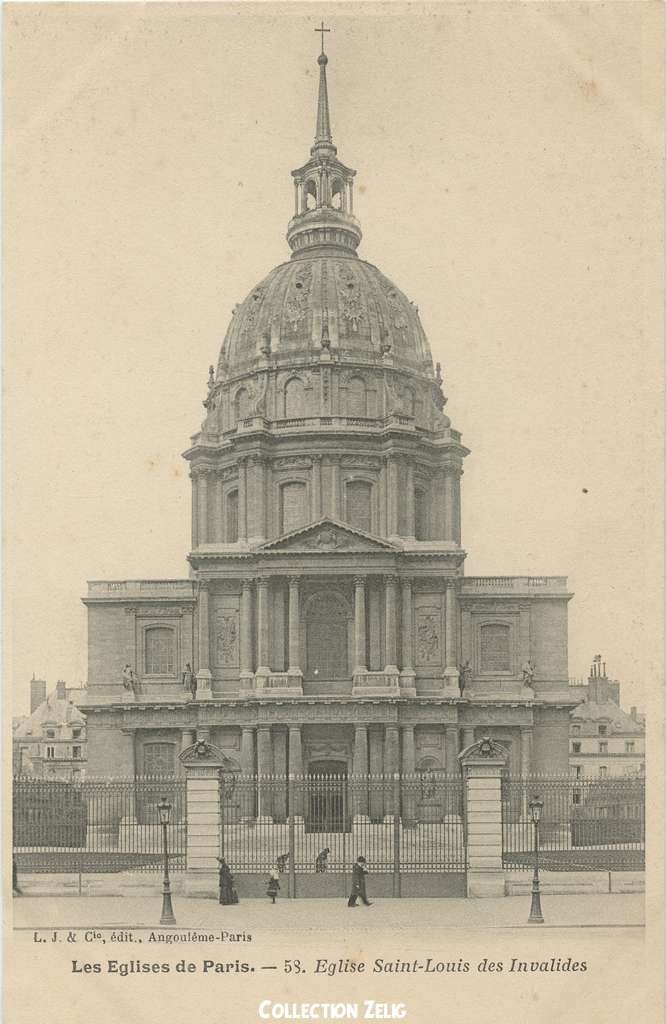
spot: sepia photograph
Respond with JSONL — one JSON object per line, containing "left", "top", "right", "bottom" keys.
{"left": 4, "top": 3, "right": 663, "bottom": 1022}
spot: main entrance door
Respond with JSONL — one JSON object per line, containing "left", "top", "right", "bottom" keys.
{"left": 306, "top": 760, "right": 349, "bottom": 833}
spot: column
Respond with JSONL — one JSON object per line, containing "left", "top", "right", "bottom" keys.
{"left": 240, "top": 579, "right": 254, "bottom": 687}
{"left": 293, "top": 178, "right": 300, "bottom": 217}
{"left": 520, "top": 727, "right": 533, "bottom": 776}
{"left": 196, "top": 581, "right": 212, "bottom": 696}
{"left": 400, "top": 577, "right": 416, "bottom": 691}
{"left": 198, "top": 470, "right": 209, "bottom": 545}
{"left": 120, "top": 730, "right": 136, "bottom": 820}
{"left": 352, "top": 725, "right": 369, "bottom": 816}
{"left": 353, "top": 576, "right": 367, "bottom": 677}
{"left": 248, "top": 456, "right": 267, "bottom": 542}
{"left": 256, "top": 726, "right": 273, "bottom": 819}
{"left": 401, "top": 725, "right": 416, "bottom": 824}
{"left": 462, "top": 727, "right": 476, "bottom": 751}
{"left": 453, "top": 470, "right": 462, "bottom": 545}
{"left": 330, "top": 458, "right": 341, "bottom": 518}
{"left": 444, "top": 579, "right": 460, "bottom": 690}
{"left": 256, "top": 576, "right": 270, "bottom": 678}
{"left": 368, "top": 725, "right": 384, "bottom": 820}
{"left": 383, "top": 724, "right": 400, "bottom": 816}
{"left": 405, "top": 461, "right": 415, "bottom": 538}
{"left": 287, "top": 577, "right": 302, "bottom": 676}
{"left": 445, "top": 725, "right": 459, "bottom": 774}
{"left": 213, "top": 473, "right": 224, "bottom": 543}
{"left": 384, "top": 575, "right": 399, "bottom": 675}
{"left": 288, "top": 725, "right": 304, "bottom": 816}
{"left": 181, "top": 728, "right": 196, "bottom": 754}
{"left": 311, "top": 455, "right": 323, "bottom": 520}
{"left": 443, "top": 467, "right": 454, "bottom": 542}
{"left": 378, "top": 460, "right": 387, "bottom": 536}
{"left": 191, "top": 474, "right": 199, "bottom": 548}
{"left": 238, "top": 458, "right": 248, "bottom": 542}
{"left": 369, "top": 583, "right": 382, "bottom": 671}
{"left": 240, "top": 726, "right": 256, "bottom": 820}
{"left": 273, "top": 728, "right": 288, "bottom": 822}
{"left": 387, "top": 455, "right": 399, "bottom": 536}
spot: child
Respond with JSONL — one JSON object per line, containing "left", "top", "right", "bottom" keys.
{"left": 267, "top": 866, "right": 280, "bottom": 904}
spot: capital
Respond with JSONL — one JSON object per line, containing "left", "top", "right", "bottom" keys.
{"left": 241, "top": 578, "right": 255, "bottom": 591}
{"left": 444, "top": 577, "right": 459, "bottom": 590}
{"left": 384, "top": 573, "right": 398, "bottom": 586}
{"left": 198, "top": 579, "right": 210, "bottom": 593}
{"left": 353, "top": 575, "right": 366, "bottom": 588}
{"left": 288, "top": 575, "right": 301, "bottom": 588}
{"left": 400, "top": 576, "right": 413, "bottom": 590}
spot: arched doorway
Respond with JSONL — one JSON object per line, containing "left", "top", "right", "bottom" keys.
{"left": 306, "top": 760, "right": 349, "bottom": 833}
{"left": 304, "top": 591, "right": 350, "bottom": 681}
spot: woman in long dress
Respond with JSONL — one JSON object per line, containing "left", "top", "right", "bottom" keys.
{"left": 217, "top": 858, "right": 239, "bottom": 905}
{"left": 266, "top": 866, "right": 280, "bottom": 904}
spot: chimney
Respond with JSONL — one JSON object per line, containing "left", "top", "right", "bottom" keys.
{"left": 30, "top": 676, "right": 47, "bottom": 715}
{"left": 55, "top": 680, "right": 67, "bottom": 701}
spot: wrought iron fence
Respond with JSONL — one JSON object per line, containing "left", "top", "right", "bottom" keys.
{"left": 13, "top": 775, "right": 187, "bottom": 873}
{"left": 219, "top": 772, "right": 466, "bottom": 876}
{"left": 502, "top": 775, "right": 645, "bottom": 872}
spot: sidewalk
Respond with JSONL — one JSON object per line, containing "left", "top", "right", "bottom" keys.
{"left": 11, "top": 892, "right": 644, "bottom": 933}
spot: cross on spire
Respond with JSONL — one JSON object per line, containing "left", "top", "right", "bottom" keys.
{"left": 315, "top": 20, "right": 330, "bottom": 54}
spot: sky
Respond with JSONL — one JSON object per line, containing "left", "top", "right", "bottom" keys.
{"left": 4, "top": 2, "right": 662, "bottom": 716}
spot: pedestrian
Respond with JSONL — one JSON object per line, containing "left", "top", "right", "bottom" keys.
{"left": 347, "top": 855, "right": 372, "bottom": 907}
{"left": 315, "top": 847, "right": 330, "bottom": 873}
{"left": 267, "top": 865, "right": 280, "bottom": 904}
{"left": 217, "top": 857, "right": 239, "bottom": 905}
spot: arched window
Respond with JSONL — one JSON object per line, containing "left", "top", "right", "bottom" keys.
{"left": 479, "top": 624, "right": 511, "bottom": 673}
{"left": 305, "top": 179, "right": 318, "bottom": 210}
{"left": 346, "top": 480, "right": 372, "bottom": 533}
{"left": 226, "top": 490, "right": 239, "bottom": 543}
{"left": 235, "top": 387, "right": 249, "bottom": 421}
{"left": 284, "top": 377, "right": 306, "bottom": 418}
{"left": 414, "top": 487, "right": 428, "bottom": 540}
{"left": 331, "top": 178, "right": 345, "bottom": 211}
{"left": 347, "top": 377, "right": 366, "bottom": 417}
{"left": 144, "top": 627, "right": 175, "bottom": 675}
{"left": 281, "top": 481, "right": 307, "bottom": 534}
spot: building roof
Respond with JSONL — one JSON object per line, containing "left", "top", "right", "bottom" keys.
{"left": 571, "top": 699, "right": 644, "bottom": 734}
{"left": 13, "top": 687, "right": 85, "bottom": 739}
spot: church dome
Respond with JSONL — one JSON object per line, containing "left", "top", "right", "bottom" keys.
{"left": 218, "top": 255, "right": 433, "bottom": 377}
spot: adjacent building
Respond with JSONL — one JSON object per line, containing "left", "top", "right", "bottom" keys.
{"left": 13, "top": 677, "right": 87, "bottom": 780}
{"left": 81, "top": 42, "right": 577, "bottom": 809}
{"left": 569, "top": 660, "right": 645, "bottom": 778}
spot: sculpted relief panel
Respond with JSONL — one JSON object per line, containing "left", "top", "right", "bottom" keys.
{"left": 415, "top": 604, "right": 443, "bottom": 668}
{"left": 213, "top": 606, "right": 240, "bottom": 669}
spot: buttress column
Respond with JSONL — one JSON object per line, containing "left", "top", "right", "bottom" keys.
{"left": 196, "top": 580, "right": 212, "bottom": 697}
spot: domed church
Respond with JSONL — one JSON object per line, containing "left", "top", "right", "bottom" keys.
{"left": 82, "top": 42, "right": 575, "bottom": 792}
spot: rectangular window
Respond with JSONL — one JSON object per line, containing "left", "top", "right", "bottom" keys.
{"left": 72, "top": 728, "right": 81, "bottom": 739}
{"left": 144, "top": 627, "right": 175, "bottom": 675}
{"left": 73, "top": 746, "right": 82, "bottom": 759}
{"left": 281, "top": 481, "right": 307, "bottom": 534}
{"left": 599, "top": 766, "right": 608, "bottom": 778}
{"left": 598, "top": 725, "right": 607, "bottom": 736}
{"left": 46, "top": 730, "right": 55, "bottom": 739}
{"left": 479, "top": 624, "right": 511, "bottom": 673}
{"left": 599, "top": 741, "right": 608, "bottom": 754}
{"left": 45, "top": 746, "right": 55, "bottom": 759}
{"left": 571, "top": 724, "right": 581, "bottom": 736}
{"left": 625, "top": 741, "right": 635, "bottom": 753}
{"left": 572, "top": 742, "right": 581, "bottom": 753}
{"left": 575, "top": 766, "right": 582, "bottom": 779}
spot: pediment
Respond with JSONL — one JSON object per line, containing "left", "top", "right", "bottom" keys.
{"left": 259, "top": 518, "right": 398, "bottom": 554}
{"left": 179, "top": 740, "right": 237, "bottom": 769}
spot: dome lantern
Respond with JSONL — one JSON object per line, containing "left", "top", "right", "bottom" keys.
{"left": 287, "top": 32, "right": 362, "bottom": 259}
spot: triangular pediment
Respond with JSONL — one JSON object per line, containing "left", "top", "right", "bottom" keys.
{"left": 259, "top": 518, "right": 398, "bottom": 553}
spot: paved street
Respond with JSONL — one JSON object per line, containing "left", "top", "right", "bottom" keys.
{"left": 12, "top": 891, "right": 644, "bottom": 933}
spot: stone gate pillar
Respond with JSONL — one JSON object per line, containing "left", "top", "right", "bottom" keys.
{"left": 179, "top": 740, "right": 235, "bottom": 898}
{"left": 458, "top": 736, "right": 508, "bottom": 898}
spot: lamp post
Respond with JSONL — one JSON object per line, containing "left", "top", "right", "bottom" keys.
{"left": 528, "top": 795, "right": 544, "bottom": 924}
{"left": 157, "top": 796, "right": 176, "bottom": 926}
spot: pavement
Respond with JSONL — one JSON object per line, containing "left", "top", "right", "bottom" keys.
{"left": 11, "top": 891, "right": 644, "bottom": 933}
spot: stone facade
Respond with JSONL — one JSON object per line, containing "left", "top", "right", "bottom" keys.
{"left": 569, "top": 663, "right": 645, "bottom": 778}
{"left": 81, "top": 46, "right": 576, "bottom": 798}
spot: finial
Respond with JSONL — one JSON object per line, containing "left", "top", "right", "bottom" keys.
{"left": 260, "top": 329, "right": 271, "bottom": 357}
{"left": 315, "top": 20, "right": 331, "bottom": 55}
{"left": 207, "top": 365, "right": 215, "bottom": 390}
{"left": 436, "top": 361, "right": 443, "bottom": 385}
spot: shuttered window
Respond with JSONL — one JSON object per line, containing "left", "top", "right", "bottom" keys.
{"left": 144, "top": 628, "right": 175, "bottom": 675}
{"left": 281, "top": 482, "right": 307, "bottom": 534}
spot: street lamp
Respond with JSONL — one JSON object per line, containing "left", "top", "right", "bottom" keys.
{"left": 528, "top": 795, "right": 544, "bottom": 924}
{"left": 157, "top": 796, "right": 176, "bottom": 925}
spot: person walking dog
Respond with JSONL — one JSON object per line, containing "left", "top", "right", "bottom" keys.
{"left": 347, "top": 855, "right": 372, "bottom": 907}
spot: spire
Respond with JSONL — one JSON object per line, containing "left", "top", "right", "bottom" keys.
{"left": 315, "top": 54, "right": 332, "bottom": 146}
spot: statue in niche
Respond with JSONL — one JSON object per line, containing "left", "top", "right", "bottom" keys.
{"left": 458, "top": 660, "right": 472, "bottom": 696}
{"left": 521, "top": 659, "right": 536, "bottom": 687}
{"left": 121, "top": 664, "right": 137, "bottom": 694}
{"left": 182, "top": 662, "right": 196, "bottom": 699}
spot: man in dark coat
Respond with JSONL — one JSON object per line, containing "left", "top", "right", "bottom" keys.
{"left": 347, "top": 856, "right": 372, "bottom": 907}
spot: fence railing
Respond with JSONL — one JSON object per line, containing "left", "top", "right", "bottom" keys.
{"left": 13, "top": 775, "right": 187, "bottom": 873}
{"left": 502, "top": 775, "right": 645, "bottom": 871}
